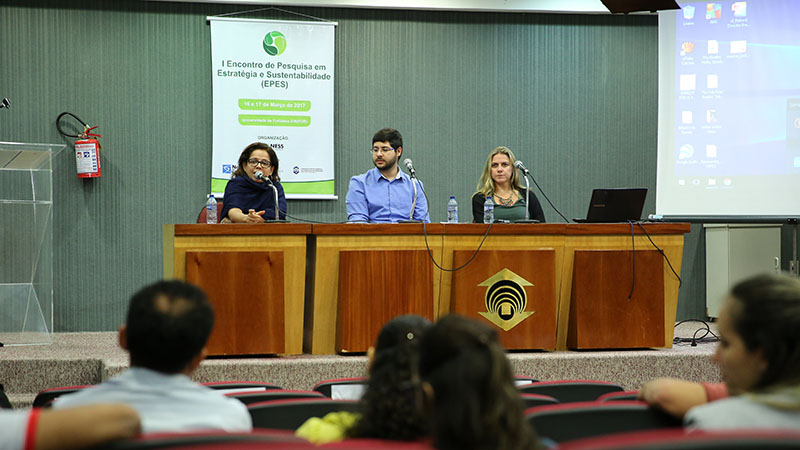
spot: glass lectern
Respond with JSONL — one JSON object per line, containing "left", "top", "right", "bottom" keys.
{"left": 0, "top": 141, "right": 64, "bottom": 346}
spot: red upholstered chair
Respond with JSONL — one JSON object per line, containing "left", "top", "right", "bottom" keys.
{"left": 525, "top": 400, "right": 682, "bottom": 443}
{"left": 33, "top": 385, "right": 92, "bottom": 408}
{"left": 248, "top": 398, "right": 361, "bottom": 430}
{"left": 312, "top": 377, "right": 368, "bottom": 399}
{"left": 518, "top": 380, "right": 624, "bottom": 403}
{"left": 201, "top": 381, "right": 281, "bottom": 394}
{"left": 558, "top": 429, "right": 800, "bottom": 450}
{"left": 197, "top": 201, "right": 224, "bottom": 223}
{"left": 597, "top": 390, "right": 640, "bottom": 402}
{"left": 520, "top": 393, "right": 559, "bottom": 408}
{"left": 227, "top": 390, "right": 325, "bottom": 406}
{"left": 99, "top": 430, "right": 311, "bottom": 449}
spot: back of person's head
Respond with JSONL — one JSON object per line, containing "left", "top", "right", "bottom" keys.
{"left": 418, "top": 314, "right": 539, "bottom": 450}
{"left": 350, "top": 314, "right": 432, "bottom": 441}
{"left": 729, "top": 273, "right": 800, "bottom": 390}
{"left": 372, "top": 128, "right": 403, "bottom": 150}
{"left": 125, "top": 280, "right": 214, "bottom": 374}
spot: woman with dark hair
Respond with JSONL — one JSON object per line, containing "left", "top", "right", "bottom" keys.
{"left": 296, "top": 314, "right": 431, "bottom": 444}
{"left": 418, "top": 314, "right": 540, "bottom": 450}
{"left": 685, "top": 273, "right": 800, "bottom": 429}
{"left": 220, "top": 142, "right": 286, "bottom": 222}
{"left": 471, "top": 146, "right": 545, "bottom": 223}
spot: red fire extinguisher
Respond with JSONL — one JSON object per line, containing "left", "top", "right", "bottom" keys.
{"left": 57, "top": 112, "right": 103, "bottom": 178}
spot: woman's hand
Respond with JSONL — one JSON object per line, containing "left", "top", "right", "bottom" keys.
{"left": 245, "top": 209, "right": 266, "bottom": 223}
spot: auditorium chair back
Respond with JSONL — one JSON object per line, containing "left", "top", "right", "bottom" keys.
{"left": 248, "top": 398, "right": 362, "bottom": 430}
{"left": 518, "top": 380, "right": 624, "bottom": 403}
{"left": 227, "top": 390, "right": 325, "bottom": 405}
{"left": 557, "top": 429, "right": 800, "bottom": 450}
{"left": 33, "top": 385, "right": 91, "bottom": 408}
{"left": 525, "top": 400, "right": 682, "bottom": 443}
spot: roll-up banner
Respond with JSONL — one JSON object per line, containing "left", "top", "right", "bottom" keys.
{"left": 209, "top": 17, "right": 337, "bottom": 199}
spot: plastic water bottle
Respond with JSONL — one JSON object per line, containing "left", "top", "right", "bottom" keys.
{"left": 447, "top": 196, "right": 459, "bottom": 223}
{"left": 483, "top": 196, "right": 494, "bottom": 224}
{"left": 205, "top": 194, "right": 217, "bottom": 224}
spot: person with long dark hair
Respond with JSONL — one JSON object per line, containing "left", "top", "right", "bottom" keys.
{"left": 418, "top": 314, "right": 540, "bottom": 450}
{"left": 296, "top": 315, "right": 431, "bottom": 444}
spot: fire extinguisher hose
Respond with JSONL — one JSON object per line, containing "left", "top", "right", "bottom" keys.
{"left": 56, "top": 112, "right": 101, "bottom": 139}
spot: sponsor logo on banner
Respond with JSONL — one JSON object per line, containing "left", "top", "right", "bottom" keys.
{"left": 478, "top": 269, "right": 535, "bottom": 331}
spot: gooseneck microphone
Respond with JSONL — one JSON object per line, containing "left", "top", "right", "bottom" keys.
{"left": 403, "top": 158, "right": 416, "bottom": 178}
{"left": 254, "top": 171, "right": 280, "bottom": 220}
{"left": 514, "top": 160, "right": 530, "bottom": 175}
{"left": 514, "top": 160, "right": 534, "bottom": 222}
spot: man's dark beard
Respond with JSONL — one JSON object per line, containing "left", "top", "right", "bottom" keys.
{"left": 374, "top": 158, "right": 397, "bottom": 171}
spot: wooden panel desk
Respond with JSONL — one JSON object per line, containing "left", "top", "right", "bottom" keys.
{"left": 309, "top": 222, "right": 689, "bottom": 353}
{"left": 163, "top": 224, "right": 310, "bottom": 355}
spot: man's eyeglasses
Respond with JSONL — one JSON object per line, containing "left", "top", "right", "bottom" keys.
{"left": 371, "top": 147, "right": 396, "bottom": 154}
{"left": 248, "top": 159, "right": 271, "bottom": 167}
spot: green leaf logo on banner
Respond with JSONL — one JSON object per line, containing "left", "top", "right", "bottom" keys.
{"left": 263, "top": 31, "right": 287, "bottom": 56}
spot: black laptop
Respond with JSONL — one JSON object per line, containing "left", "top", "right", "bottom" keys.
{"left": 573, "top": 188, "right": 648, "bottom": 223}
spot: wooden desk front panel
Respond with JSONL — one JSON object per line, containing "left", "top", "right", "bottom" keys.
{"left": 337, "top": 250, "right": 435, "bottom": 353}
{"left": 568, "top": 250, "right": 665, "bottom": 349}
{"left": 186, "top": 251, "right": 285, "bottom": 355}
{"left": 558, "top": 233, "right": 686, "bottom": 350}
{"left": 450, "top": 249, "right": 557, "bottom": 350}
{"left": 163, "top": 226, "right": 307, "bottom": 355}
{"left": 310, "top": 234, "right": 444, "bottom": 354}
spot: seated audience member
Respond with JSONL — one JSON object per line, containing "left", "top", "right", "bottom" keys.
{"left": 638, "top": 378, "right": 728, "bottom": 419}
{"left": 684, "top": 273, "right": 800, "bottom": 430}
{"left": 0, "top": 404, "right": 140, "bottom": 450}
{"left": 54, "top": 280, "right": 252, "bottom": 433}
{"left": 220, "top": 142, "right": 286, "bottom": 222}
{"left": 296, "top": 315, "right": 432, "bottom": 444}
{"left": 471, "top": 146, "right": 545, "bottom": 223}
{"left": 418, "top": 314, "right": 540, "bottom": 450}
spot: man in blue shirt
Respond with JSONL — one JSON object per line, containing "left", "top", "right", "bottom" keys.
{"left": 346, "top": 128, "right": 429, "bottom": 223}
{"left": 54, "top": 280, "right": 252, "bottom": 433}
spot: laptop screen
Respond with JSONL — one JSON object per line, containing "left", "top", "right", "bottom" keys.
{"left": 580, "top": 188, "right": 648, "bottom": 223}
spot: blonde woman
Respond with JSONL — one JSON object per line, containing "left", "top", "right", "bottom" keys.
{"left": 471, "top": 146, "right": 545, "bottom": 223}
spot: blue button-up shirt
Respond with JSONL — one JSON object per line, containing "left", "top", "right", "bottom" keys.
{"left": 346, "top": 167, "right": 430, "bottom": 223}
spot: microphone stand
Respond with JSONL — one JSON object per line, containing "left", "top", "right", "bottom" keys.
{"left": 399, "top": 171, "right": 422, "bottom": 224}
{"left": 515, "top": 172, "right": 538, "bottom": 223}
{"left": 264, "top": 179, "right": 286, "bottom": 223}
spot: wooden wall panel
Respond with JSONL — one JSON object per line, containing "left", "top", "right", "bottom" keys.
{"left": 186, "top": 251, "right": 285, "bottom": 355}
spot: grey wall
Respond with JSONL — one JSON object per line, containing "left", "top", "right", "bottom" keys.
{"left": 2, "top": 0, "right": 711, "bottom": 331}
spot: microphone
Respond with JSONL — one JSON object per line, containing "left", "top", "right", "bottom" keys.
{"left": 403, "top": 158, "right": 416, "bottom": 178}
{"left": 254, "top": 171, "right": 267, "bottom": 181}
{"left": 514, "top": 160, "right": 530, "bottom": 175}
